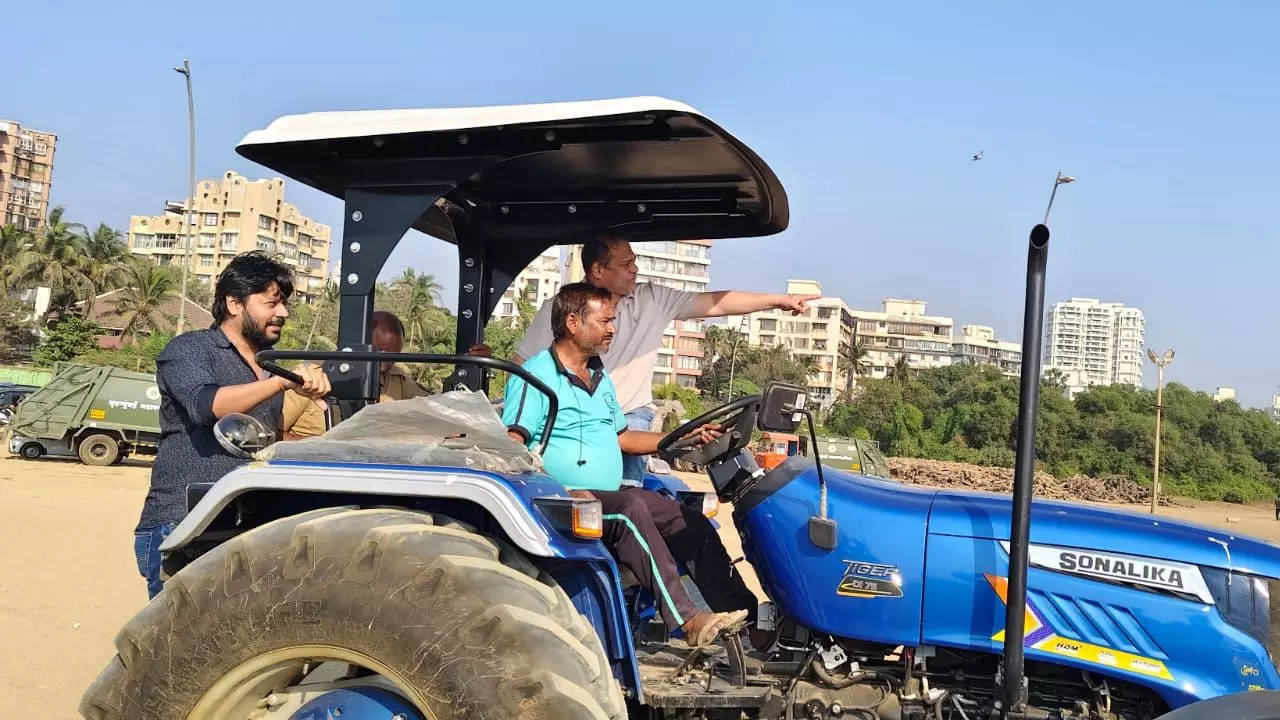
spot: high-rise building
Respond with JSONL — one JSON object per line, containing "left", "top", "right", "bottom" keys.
{"left": 952, "top": 324, "right": 1022, "bottom": 376}
{"left": 851, "top": 299, "right": 954, "bottom": 378}
{"left": 567, "top": 239, "right": 712, "bottom": 389}
{"left": 0, "top": 120, "right": 57, "bottom": 232}
{"left": 126, "top": 171, "right": 332, "bottom": 303}
{"left": 1043, "top": 298, "right": 1146, "bottom": 388}
{"left": 493, "top": 246, "right": 562, "bottom": 323}
{"left": 726, "top": 280, "right": 856, "bottom": 404}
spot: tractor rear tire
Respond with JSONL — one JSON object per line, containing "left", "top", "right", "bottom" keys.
{"left": 78, "top": 434, "right": 119, "bottom": 466}
{"left": 79, "top": 507, "right": 626, "bottom": 720}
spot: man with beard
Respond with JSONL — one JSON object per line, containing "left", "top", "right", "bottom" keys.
{"left": 133, "top": 252, "right": 330, "bottom": 598}
{"left": 502, "top": 283, "right": 756, "bottom": 646}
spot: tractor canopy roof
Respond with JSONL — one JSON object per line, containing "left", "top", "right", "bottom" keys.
{"left": 235, "top": 96, "right": 789, "bottom": 249}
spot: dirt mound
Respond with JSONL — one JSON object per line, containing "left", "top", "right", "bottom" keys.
{"left": 888, "top": 457, "right": 1173, "bottom": 506}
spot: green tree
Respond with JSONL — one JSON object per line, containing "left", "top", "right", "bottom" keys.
{"left": 840, "top": 339, "right": 871, "bottom": 399}
{"left": 114, "top": 262, "right": 177, "bottom": 341}
{"left": 653, "top": 383, "right": 706, "bottom": 430}
{"left": 13, "top": 207, "right": 91, "bottom": 316}
{"left": 33, "top": 315, "right": 99, "bottom": 365}
{"left": 79, "top": 223, "right": 131, "bottom": 316}
{"left": 0, "top": 295, "right": 38, "bottom": 362}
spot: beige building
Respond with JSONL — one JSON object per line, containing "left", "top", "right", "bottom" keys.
{"left": 568, "top": 239, "right": 712, "bottom": 389}
{"left": 852, "top": 299, "right": 954, "bottom": 378}
{"left": 126, "top": 171, "right": 332, "bottom": 303}
{"left": 952, "top": 324, "right": 1022, "bottom": 376}
{"left": 727, "top": 280, "right": 857, "bottom": 404}
{"left": 494, "top": 246, "right": 562, "bottom": 323}
{"left": 0, "top": 120, "right": 57, "bottom": 232}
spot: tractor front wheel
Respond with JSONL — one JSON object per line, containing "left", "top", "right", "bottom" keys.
{"left": 79, "top": 507, "right": 626, "bottom": 720}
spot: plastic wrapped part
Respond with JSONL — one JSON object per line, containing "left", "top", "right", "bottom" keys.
{"left": 260, "top": 389, "right": 542, "bottom": 473}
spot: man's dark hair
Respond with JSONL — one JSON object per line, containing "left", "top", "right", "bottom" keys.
{"left": 212, "top": 251, "right": 295, "bottom": 324}
{"left": 580, "top": 233, "right": 626, "bottom": 277}
{"left": 371, "top": 310, "right": 405, "bottom": 339}
{"left": 551, "top": 282, "right": 613, "bottom": 339}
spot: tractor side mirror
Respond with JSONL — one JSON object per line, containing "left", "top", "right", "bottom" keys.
{"left": 758, "top": 383, "right": 806, "bottom": 433}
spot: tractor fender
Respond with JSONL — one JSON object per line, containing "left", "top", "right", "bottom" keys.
{"left": 162, "top": 461, "right": 568, "bottom": 559}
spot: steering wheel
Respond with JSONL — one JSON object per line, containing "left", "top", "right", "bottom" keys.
{"left": 657, "top": 395, "right": 762, "bottom": 467}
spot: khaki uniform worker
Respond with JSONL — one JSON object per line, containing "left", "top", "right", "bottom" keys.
{"left": 282, "top": 311, "right": 427, "bottom": 439}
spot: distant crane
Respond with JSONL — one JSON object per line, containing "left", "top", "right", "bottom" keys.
{"left": 972, "top": 150, "right": 983, "bottom": 161}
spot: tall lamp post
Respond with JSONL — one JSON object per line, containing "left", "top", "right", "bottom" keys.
{"left": 1147, "top": 348, "right": 1175, "bottom": 513}
{"left": 1043, "top": 171, "right": 1076, "bottom": 225}
{"left": 726, "top": 317, "right": 749, "bottom": 400}
{"left": 173, "top": 59, "right": 196, "bottom": 334}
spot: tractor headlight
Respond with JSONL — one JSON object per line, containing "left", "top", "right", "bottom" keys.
{"left": 677, "top": 491, "right": 719, "bottom": 518}
{"left": 535, "top": 496, "right": 603, "bottom": 540}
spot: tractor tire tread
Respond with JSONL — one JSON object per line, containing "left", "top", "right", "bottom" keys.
{"left": 84, "top": 507, "right": 623, "bottom": 720}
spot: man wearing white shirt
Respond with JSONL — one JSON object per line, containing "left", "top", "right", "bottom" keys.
{"left": 514, "top": 234, "right": 819, "bottom": 480}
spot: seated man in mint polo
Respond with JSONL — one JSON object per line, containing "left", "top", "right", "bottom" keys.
{"left": 502, "top": 282, "right": 757, "bottom": 646}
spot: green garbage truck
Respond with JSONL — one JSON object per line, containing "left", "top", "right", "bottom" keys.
{"left": 7, "top": 364, "right": 162, "bottom": 465}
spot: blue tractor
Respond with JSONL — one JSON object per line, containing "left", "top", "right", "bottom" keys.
{"left": 81, "top": 98, "right": 1280, "bottom": 719}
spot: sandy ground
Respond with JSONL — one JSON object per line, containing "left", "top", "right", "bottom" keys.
{"left": 3, "top": 456, "right": 1280, "bottom": 718}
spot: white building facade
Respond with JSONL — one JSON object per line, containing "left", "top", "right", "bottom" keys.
{"left": 851, "top": 299, "right": 954, "bottom": 379}
{"left": 951, "top": 324, "right": 1022, "bottom": 376}
{"left": 1043, "top": 298, "right": 1146, "bottom": 389}
{"left": 494, "top": 246, "right": 562, "bottom": 323}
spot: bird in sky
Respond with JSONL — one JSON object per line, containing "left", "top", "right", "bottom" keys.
{"left": 972, "top": 150, "right": 984, "bottom": 161}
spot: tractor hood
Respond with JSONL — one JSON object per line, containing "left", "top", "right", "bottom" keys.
{"left": 929, "top": 489, "right": 1280, "bottom": 579}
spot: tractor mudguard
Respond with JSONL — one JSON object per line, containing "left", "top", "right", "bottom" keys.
{"left": 160, "top": 458, "right": 645, "bottom": 698}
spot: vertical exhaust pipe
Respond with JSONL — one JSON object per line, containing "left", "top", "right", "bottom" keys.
{"left": 1002, "top": 224, "right": 1050, "bottom": 716}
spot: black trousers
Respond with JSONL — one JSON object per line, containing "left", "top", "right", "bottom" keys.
{"left": 594, "top": 487, "right": 757, "bottom": 631}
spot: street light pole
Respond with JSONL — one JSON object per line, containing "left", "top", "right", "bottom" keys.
{"left": 727, "top": 317, "right": 748, "bottom": 399}
{"left": 173, "top": 59, "right": 196, "bottom": 335}
{"left": 1043, "top": 171, "right": 1076, "bottom": 225}
{"left": 1148, "top": 348, "right": 1175, "bottom": 513}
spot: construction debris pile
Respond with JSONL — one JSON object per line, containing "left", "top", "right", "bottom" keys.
{"left": 888, "top": 458, "right": 1175, "bottom": 506}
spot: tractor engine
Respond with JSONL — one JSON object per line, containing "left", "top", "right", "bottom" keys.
{"left": 760, "top": 619, "right": 1167, "bottom": 720}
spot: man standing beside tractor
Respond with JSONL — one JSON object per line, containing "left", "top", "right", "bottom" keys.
{"left": 513, "top": 233, "right": 819, "bottom": 480}
{"left": 134, "top": 253, "right": 331, "bottom": 598}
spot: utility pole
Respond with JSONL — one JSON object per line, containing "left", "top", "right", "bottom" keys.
{"left": 173, "top": 59, "right": 196, "bottom": 334}
{"left": 1148, "top": 348, "right": 1175, "bottom": 513}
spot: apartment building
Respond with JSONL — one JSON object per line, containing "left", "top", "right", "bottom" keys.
{"left": 1043, "top": 298, "right": 1145, "bottom": 388}
{"left": 567, "top": 239, "right": 712, "bottom": 389}
{"left": 952, "top": 324, "right": 1022, "bottom": 376}
{"left": 493, "top": 246, "right": 562, "bottom": 323}
{"left": 851, "top": 299, "right": 954, "bottom": 378}
{"left": 0, "top": 120, "right": 57, "bottom": 232}
{"left": 726, "top": 280, "right": 857, "bottom": 404}
{"left": 126, "top": 171, "right": 332, "bottom": 303}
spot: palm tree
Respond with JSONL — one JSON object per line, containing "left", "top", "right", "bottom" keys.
{"left": 305, "top": 280, "right": 341, "bottom": 349}
{"left": 840, "top": 340, "right": 872, "bottom": 398}
{"left": 79, "top": 223, "right": 131, "bottom": 317}
{"left": 114, "top": 262, "right": 177, "bottom": 341}
{"left": 0, "top": 224, "right": 34, "bottom": 293}
{"left": 392, "top": 269, "right": 443, "bottom": 347}
{"left": 888, "top": 355, "right": 912, "bottom": 385}
{"left": 13, "top": 207, "right": 91, "bottom": 303}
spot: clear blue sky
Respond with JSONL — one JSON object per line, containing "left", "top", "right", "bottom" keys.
{"left": 11, "top": 1, "right": 1279, "bottom": 406}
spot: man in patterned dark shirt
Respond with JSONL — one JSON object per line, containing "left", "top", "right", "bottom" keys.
{"left": 133, "top": 252, "right": 330, "bottom": 598}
